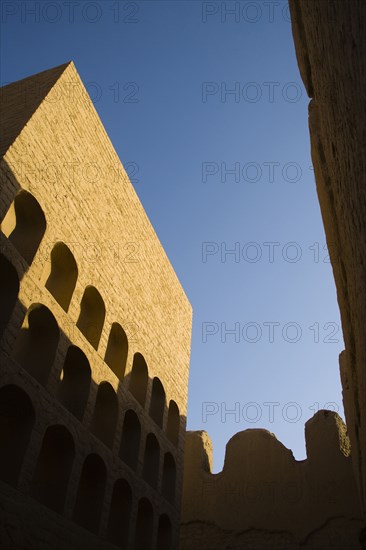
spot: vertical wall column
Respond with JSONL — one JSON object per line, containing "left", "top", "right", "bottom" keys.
{"left": 289, "top": 0, "right": 366, "bottom": 523}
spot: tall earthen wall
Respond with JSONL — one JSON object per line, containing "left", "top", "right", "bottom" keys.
{"left": 289, "top": 0, "right": 366, "bottom": 525}
{"left": 0, "top": 62, "right": 192, "bottom": 550}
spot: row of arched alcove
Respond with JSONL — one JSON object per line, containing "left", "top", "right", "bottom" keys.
{"left": 0, "top": 190, "right": 181, "bottom": 444}
{"left": 0, "top": 188, "right": 182, "bottom": 544}
{"left": 0, "top": 291, "right": 177, "bottom": 501}
{"left": 7, "top": 298, "right": 179, "bottom": 446}
{"left": 0, "top": 384, "right": 172, "bottom": 549}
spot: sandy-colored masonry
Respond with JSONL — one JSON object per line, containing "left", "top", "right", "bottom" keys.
{"left": 289, "top": 2, "right": 366, "bottom": 527}
{"left": 181, "top": 412, "right": 363, "bottom": 549}
{"left": 2, "top": 3, "right": 366, "bottom": 546}
{"left": 0, "top": 62, "right": 192, "bottom": 550}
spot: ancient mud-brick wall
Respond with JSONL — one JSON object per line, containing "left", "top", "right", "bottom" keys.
{"left": 0, "top": 62, "right": 192, "bottom": 550}
{"left": 180, "top": 412, "right": 363, "bottom": 550}
{"left": 289, "top": 1, "right": 366, "bottom": 525}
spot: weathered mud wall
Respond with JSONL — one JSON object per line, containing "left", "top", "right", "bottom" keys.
{"left": 180, "top": 412, "right": 363, "bottom": 549}
{"left": 289, "top": 0, "right": 366, "bottom": 520}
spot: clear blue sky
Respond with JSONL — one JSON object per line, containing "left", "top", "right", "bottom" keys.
{"left": 1, "top": 0, "right": 344, "bottom": 471}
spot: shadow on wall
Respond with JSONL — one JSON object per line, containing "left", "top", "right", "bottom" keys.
{"left": 0, "top": 159, "right": 185, "bottom": 550}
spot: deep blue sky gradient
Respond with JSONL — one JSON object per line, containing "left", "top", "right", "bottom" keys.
{"left": 1, "top": 0, "right": 344, "bottom": 471}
